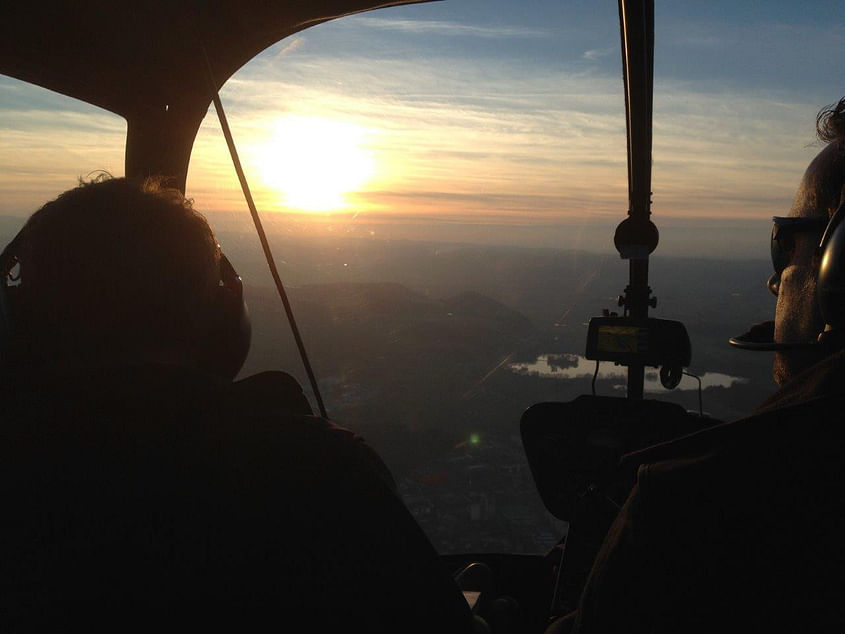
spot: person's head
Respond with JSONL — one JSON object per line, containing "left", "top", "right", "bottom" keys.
{"left": 772, "top": 98, "right": 845, "bottom": 385}
{"left": 1, "top": 175, "right": 250, "bottom": 378}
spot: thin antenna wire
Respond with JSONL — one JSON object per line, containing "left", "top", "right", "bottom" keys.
{"left": 592, "top": 360, "right": 600, "bottom": 396}
{"left": 683, "top": 371, "right": 703, "bottom": 417}
{"left": 201, "top": 49, "right": 328, "bottom": 419}
{"left": 604, "top": 495, "right": 622, "bottom": 511}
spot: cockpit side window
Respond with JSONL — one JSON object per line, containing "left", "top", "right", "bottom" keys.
{"left": 0, "top": 76, "right": 125, "bottom": 235}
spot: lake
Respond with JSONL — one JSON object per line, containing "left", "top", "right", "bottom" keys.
{"left": 509, "top": 353, "right": 748, "bottom": 393}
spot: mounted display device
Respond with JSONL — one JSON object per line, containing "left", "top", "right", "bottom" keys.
{"left": 585, "top": 316, "right": 691, "bottom": 377}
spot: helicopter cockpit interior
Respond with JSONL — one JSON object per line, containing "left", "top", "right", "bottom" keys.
{"left": 1, "top": 0, "right": 841, "bottom": 630}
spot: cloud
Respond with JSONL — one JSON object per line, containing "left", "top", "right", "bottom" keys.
{"left": 0, "top": 12, "right": 826, "bottom": 227}
{"left": 0, "top": 105, "right": 126, "bottom": 213}
{"left": 583, "top": 48, "right": 613, "bottom": 61}
{"left": 188, "top": 51, "right": 817, "bottom": 223}
{"left": 348, "top": 16, "right": 549, "bottom": 39}
{"left": 274, "top": 37, "right": 306, "bottom": 59}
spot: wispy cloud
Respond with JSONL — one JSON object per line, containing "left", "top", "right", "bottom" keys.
{"left": 190, "top": 55, "right": 629, "bottom": 214}
{"left": 583, "top": 48, "right": 613, "bottom": 61}
{"left": 274, "top": 37, "right": 306, "bottom": 59}
{"left": 185, "top": 49, "right": 817, "bottom": 224}
{"left": 0, "top": 106, "right": 125, "bottom": 212}
{"left": 0, "top": 5, "right": 829, "bottom": 229}
{"left": 349, "top": 16, "right": 549, "bottom": 39}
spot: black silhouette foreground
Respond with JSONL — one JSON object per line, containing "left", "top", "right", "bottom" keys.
{"left": 548, "top": 99, "right": 845, "bottom": 633}
{"left": 0, "top": 178, "right": 472, "bottom": 632}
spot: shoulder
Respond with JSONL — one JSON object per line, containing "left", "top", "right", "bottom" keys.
{"left": 623, "top": 393, "right": 845, "bottom": 567}
{"left": 224, "top": 371, "right": 398, "bottom": 492}
{"left": 627, "top": 390, "right": 845, "bottom": 480}
{"left": 229, "top": 370, "right": 313, "bottom": 416}
{"left": 607, "top": 392, "right": 845, "bottom": 562}
{"left": 574, "top": 389, "right": 845, "bottom": 633}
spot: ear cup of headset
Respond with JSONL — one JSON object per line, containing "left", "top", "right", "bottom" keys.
{"left": 817, "top": 202, "right": 845, "bottom": 336}
{"left": 0, "top": 279, "right": 14, "bottom": 358}
{"left": 0, "top": 240, "right": 29, "bottom": 369}
{"left": 193, "top": 254, "right": 252, "bottom": 380}
{"left": 0, "top": 283, "right": 22, "bottom": 368}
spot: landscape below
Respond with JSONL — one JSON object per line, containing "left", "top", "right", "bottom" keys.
{"left": 0, "top": 218, "right": 776, "bottom": 554}
{"left": 230, "top": 230, "right": 775, "bottom": 553}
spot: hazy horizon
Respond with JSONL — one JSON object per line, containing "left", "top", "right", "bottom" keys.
{"left": 203, "top": 210, "right": 773, "bottom": 260}
{"left": 0, "top": 206, "right": 773, "bottom": 261}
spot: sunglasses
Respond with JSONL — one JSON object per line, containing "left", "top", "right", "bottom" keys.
{"left": 770, "top": 215, "right": 828, "bottom": 277}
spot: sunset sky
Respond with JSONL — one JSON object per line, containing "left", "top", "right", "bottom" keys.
{"left": 0, "top": 0, "right": 842, "bottom": 254}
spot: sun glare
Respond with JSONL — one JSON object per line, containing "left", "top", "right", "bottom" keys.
{"left": 255, "top": 115, "right": 375, "bottom": 212}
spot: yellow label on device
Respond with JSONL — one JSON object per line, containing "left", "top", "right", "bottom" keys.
{"left": 597, "top": 325, "right": 640, "bottom": 353}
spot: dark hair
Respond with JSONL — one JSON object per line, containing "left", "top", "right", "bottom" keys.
{"left": 817, "top": 97, "right": 845, "bottom": 144}
{"left": 16, "top": 176, "right": 220, "bottom": 362}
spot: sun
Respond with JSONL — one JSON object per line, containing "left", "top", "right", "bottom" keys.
{"left": 255, "top": 115, "right": 375, "bottom": 212}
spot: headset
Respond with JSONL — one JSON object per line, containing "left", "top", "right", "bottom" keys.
{"left": 816, "top": 193, "right": 845, "bottom": 345}
{"left": 730, "top": 189, "right": 845, "bottom": 351}
{"left": 196, "top": 249, "right": 252, "bottom": 380}
{"left": 0, "top": 228, "right": 251, "bottom": 380}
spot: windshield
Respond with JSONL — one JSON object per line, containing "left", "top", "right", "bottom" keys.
{"left": 3, "top": 0, "right": 841, "bottom": 554}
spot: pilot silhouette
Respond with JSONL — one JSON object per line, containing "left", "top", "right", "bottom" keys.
{"left": 0, "top": 176, "right": 473, "bottom": 632}
{"left": 548, "top": 98, "right": 845, "bottom": 633}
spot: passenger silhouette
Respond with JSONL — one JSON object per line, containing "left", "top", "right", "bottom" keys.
{"left": 548, "top": 98, "right": 845, "bottom": 633}
{"left": 0, "top": 177, "right": 472, "bottom": 632}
